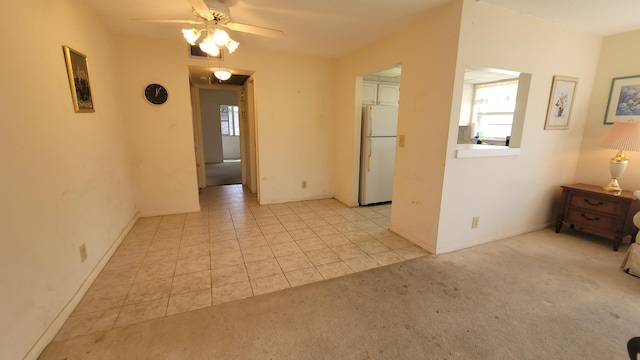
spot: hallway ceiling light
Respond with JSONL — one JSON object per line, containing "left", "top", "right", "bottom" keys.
{"left": 214, "top": 70, "right": 232, "bottom": 81}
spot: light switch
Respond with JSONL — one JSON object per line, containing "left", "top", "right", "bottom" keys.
{"left": 398, "top": 135, "right": 405, "bottom": 148}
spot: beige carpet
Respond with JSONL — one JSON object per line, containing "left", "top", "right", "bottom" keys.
{"left": 39, "top": 228, "right": 640, "bottom": 359}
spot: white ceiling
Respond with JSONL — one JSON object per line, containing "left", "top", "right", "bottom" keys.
{"left": 82, "top": 0, "right": 450, "bottom": 58}
{"left": 479, "top": 0, "right": 640, "bottom": 37}
{"left": 81, "top": 0, "right": 640, "bottom": 83}
{"left": 80, "top": 0, "right": 640, "bottom": 59}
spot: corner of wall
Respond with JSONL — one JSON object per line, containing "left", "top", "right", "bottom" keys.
{"left": 25, "top": 212, "right": 140, "bottom": 360}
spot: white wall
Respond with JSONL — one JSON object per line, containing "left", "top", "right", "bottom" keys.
{"left": 187, "top": 51, "right": 337, "bottom": 204}
{"left": 222, "top": 136, "right": 241, "bottom": 160}
{"left": 0, "top": 0, "right": 137, "bottom": 358}
{"left": 334, "top": 0, "right": 603, "bottom": 255}
{"left": 110, "top": 37, "right": 337, "bottom": 206}
{"left": 116, "top": 36, "right": 201, "bottom": 216}
{"left": 1, "top": 0, "right": 617, "bottom": 357}
{"left": 333, "top": 1, "right": 464, "bottom": 252}
{"left": 437, "top": 0, "right": 602, "bottom": 253}
{"left": 575, "top": 30, "right": 640, "bottom": 191}
{"left": 1, "top": 22, "right": 337, "bottom": 359}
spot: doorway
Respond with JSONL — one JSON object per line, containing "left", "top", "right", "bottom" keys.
{"left": 199, "top": 89, "right": 242, "bottom": 186}
{"left": 191, "top": 82, "right": 256, "bottom": 192}
{"left": 358, "top": 65, "right": 402, "bottom": 206}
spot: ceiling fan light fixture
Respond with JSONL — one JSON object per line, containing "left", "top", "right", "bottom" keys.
{"left": 214, "top": 70, "right": 232, "bottom": 81}
{"left": 225, "top": 39, "right": 239, "bottom": 53}
{"left": 182, "top": 28, "right": 201, "bottom": 45}
{"left": 212, "top": 29, "right": 230, "bottom": 46}
{"left": 199, "top": 37, "right": 220, "bottom": 57}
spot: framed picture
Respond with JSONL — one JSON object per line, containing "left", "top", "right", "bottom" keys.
{"left": 604, "top": 75, "right": 640, "bottom": 124}
{"left": 544, "top": 75, "right": 578, "bottom": 129}
{"left": 189, "top": 44, "right": 224, "bottom": 60}
{"left": 63, "top": 46, "right": 94, "bottom": 113}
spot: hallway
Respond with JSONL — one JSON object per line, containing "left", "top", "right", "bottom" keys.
{"left": 53, "top": 185, "right": 425, "bottom": 341}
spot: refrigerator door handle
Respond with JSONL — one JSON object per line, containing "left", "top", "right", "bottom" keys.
{"left": 367, "top": 138, "right": 372, "bottom": 172}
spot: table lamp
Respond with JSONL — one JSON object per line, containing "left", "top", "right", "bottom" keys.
{"left": 599, "top": 120, "right": 640, "bottom": 192}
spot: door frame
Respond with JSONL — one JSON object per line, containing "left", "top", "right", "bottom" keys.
{"left": 191, "top": 82, "right": 258, "bottom": 193}
{"left": 244, "top": 77, "right": 259, "bottom": 196}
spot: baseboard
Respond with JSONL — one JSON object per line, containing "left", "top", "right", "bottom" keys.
{"left": 435, "top": 222, "right": 553, "bottom": 255}
{"left": 388, "top": 222, "right": 554, "bottom": 256}
{"left": 24, "top": 212, "right": 140, "bottom": 360}
{"left": 139, "top": 206, "right": 202, "bottom": 218}
{"left": 388, "top": 224, "right": 437, "bottom": 254}
{"left": 258, "top": 193, "right": 335, "bottom": 206}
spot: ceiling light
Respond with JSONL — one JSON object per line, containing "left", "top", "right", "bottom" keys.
{"left": 183, "top": 23, "right": 239, "bottom": 55}
{"left": 214, "top": 70, "right": 232, "bottom": 81}
{"left": 213, "top": 29, "right": 230, "bottom": 46}
{"left": 199, "top": 37, "right": 220, "bottom": 57}
{"left": 226, "top": 39, "right": 239, "bottom": 54}
{"left": 182, "top": 28, "right": 202, "bottom": 45}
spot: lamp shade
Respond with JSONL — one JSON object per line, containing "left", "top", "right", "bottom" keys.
{"left": 599, "top": 120, "right": 640, "bottom": 152}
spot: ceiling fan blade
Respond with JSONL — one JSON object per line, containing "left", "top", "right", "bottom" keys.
{"left": 225, "top": 22, "right": 284, "bottom": 38}
{"left": 188, "top": 0, "right": 214, "bottom": 20}
{"left": 134, "top": 19, "right": 204, "bottom": 25}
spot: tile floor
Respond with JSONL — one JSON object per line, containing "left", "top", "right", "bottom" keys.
{"left": 54, "top": 185, "right": 427, "bottom": 341}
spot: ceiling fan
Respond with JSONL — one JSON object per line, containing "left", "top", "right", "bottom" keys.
{"left": 138, "top": 0, "right": 285, "bottom": 39}
{"left": 138, "top": 0, "right": 284, "bottom": 81}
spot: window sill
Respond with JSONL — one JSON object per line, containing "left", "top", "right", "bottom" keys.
{"left": 455, "top": 144, "right": 521, "bottom": 158}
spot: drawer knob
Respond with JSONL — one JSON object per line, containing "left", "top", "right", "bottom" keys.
{"left": 583, "top": 199, "right": 604, "bottom": 207}
{"left": 580, "top": 213, "right": 600, "bottom": 222}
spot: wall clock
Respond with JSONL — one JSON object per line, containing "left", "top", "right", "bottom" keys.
{"left": 144, "top": 83, "right": 168, "bottom": 105}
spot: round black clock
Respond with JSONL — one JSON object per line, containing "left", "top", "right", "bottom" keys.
{"left": 144, "top": 83, "right": 168, "bottom": 105}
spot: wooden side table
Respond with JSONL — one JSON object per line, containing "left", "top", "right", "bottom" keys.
{"left": 555, "top": 183, "right": 640, "bottom": 251}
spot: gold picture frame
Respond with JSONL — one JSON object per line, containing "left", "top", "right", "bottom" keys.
{"left": 544, "top": 75, "right": 578, "bottom": 130}
{"left": 63, "top": 46, "right": 94, "bottom": 113}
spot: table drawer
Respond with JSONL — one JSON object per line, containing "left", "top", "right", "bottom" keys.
{"left": 568, "top": 193, "right": 620, "bottom": 215}
{"left": 565, "top": 208, "right": 615, "bottom": 231}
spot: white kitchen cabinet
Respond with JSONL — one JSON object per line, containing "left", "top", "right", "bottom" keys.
{"left": 362, "top": 81, "right": 400, "bottom": 105}
{"left": 377, "top": 83, "right": 400, "bottom": 105}
{"left": 362, "top": 81, "right": 378, "bottom": 105}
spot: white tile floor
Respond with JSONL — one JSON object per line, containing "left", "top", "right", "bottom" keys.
{"left": 54, "top": 185, "right": 427, "bottom": 341}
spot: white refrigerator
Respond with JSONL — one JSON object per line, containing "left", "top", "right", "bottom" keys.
{"left": 359, "top": 105, "right": 398, "bottom": 205}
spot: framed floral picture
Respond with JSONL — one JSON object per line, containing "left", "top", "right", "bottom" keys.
{"left": 604, "top": 75, "right": 640, "bottom": 124}
{"left": 544, "top": 75, "right": 578, "bottom": 130}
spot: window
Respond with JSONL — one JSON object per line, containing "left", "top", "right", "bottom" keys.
{"left": 456, "top": 68, "right": 531, "bottom": 158}
{"left": 220, "top": 105, "right": 240, "bottom": 136}
{"left": 472, "top": 79, "right": 519, "bottom": 141}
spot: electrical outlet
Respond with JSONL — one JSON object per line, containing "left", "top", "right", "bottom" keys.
{"left": 471, "top": 216, "right": 479, "bottom": 229}
{"left": 79, "top": 243, "right": 87, "bottom": 262}
{"left": 301, "top": 180, "right": 307, "bottom": 189}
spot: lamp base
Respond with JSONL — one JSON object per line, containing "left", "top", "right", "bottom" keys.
{"left": 603, "top": 178, "right": 623, "bottom": 192}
